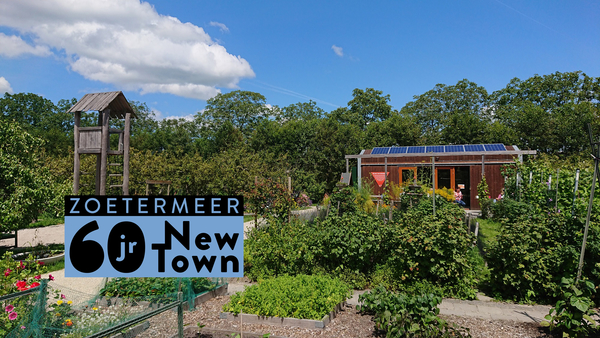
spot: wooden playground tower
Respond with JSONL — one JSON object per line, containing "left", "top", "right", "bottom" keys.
{"left": 68, "top": 91, "right": 136, "bottom": 195}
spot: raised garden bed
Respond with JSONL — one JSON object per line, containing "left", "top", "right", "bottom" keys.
{"left": 220, "top": 300, "right": 346, "bottom": 329}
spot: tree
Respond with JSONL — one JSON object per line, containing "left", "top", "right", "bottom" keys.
{"left": 332, "top": 88, "right": 392, "bottom": 130}
{"left": 0, "top": 119, "right": 51, "bottom": 232}
{"left": 401, "top": 79, "right": 490, "bottom": 145}
{"left": 278, "top": 100, "right": 324, "bottom": 121}
{"left": 362, "top": 110, "right": 421, "bottom": 149}
{"left": 491, "top": 71, "right": 600, "bottom": 153}
{"left": 196, "top": 90, "right": 272, "bottom": 139}
{"left": 0, "top": 92, "right": 72, "bottom": 155}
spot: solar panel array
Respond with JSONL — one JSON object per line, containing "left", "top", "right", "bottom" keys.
{"left": 369, "top": 144, "right": 507, "bottom": 155}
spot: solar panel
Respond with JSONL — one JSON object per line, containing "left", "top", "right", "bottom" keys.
{"left": 465, "top": 144, "right": 485, "bottom": 152}
{"left": 371, "top": 147, "right": 390, "bottom": 154}
{"left": 484, "top": 144, "right": 506, "bottom": 151}
{"left": 407, "top": 146, "right": 425, "bottom": 153}
{"left": 389, "top": 146, "right": 407, "bottom": 154}
{"left": 426, "top": 145, "right": 444, "bottom": 153}
{"left": 445, "top": 145, "right": 464, "bottom": 152}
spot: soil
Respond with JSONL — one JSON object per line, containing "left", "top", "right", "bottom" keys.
{"left": 140, "top": 294, "right": 555, "bottom": 338}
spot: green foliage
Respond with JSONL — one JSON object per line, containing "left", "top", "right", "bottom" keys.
{"left": 99, "top": 277, "right": 217, "bottom": 303}
{"left": 328, "top": 185, "right": 359, "bottom": 216}
{"left": 489, "top": 198, "right": 533, "bottom": 223}
{"left": 222, "top": 275, "right": 351, "bottom": 320}
{"left": 245, "top": 178, "right": 294, "bottom": 223}
{"left": 198, "top": 90, "right": 271, "bottom": 139}
{"left": 358, "top": 286, "right": 471, "bottom": 338}
{"left": 244, "top": 219, "right": 317, "bottom": 280}
{"left": 245, "top": 199, "right": 478, "bottom": 298}
{"left": 386, "top": 200, "right": 478, "bottom": 299}
{"left": 476, "top": 176, "right": 491, "bottom": 219}
{"left": 486, "top": 213, "right": 587, "bottom": 303}
{"left": 0, "top": 252, "right": 48, "bottom": 296}
{"left": 542, "top": 277, "right": 599, "bottom": 338}
{"left": 0, "top": 119, "right": 54, "bottom": 232}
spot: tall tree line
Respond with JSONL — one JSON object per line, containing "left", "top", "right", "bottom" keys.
{"left": 1, "top": 71, "right": 599, "bottom": 202}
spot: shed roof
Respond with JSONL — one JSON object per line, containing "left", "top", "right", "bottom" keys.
{"left": 67, "top": 91, "right": 136, "bottom": 119}
{"left": 346, "top": 144, "right": 536, "bottom": 159}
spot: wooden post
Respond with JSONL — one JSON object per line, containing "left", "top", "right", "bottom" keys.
{"left": 99, "top": 109, "right": 110, "bottom": 195}
{"left": 389, "top": 200, "right": 393, "bottom": 222}
{"left": 123, "top": 112, "right": 131, "bottom": 195}
{"left": 95, "top": 111, "right": 103, "bottom": 195}
{"left": 73, "top": 111, "right": 81, "bottom": 194}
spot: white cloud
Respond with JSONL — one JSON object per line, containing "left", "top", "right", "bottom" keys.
{"left": 0, "top": 0, "right": 254, "bottom": 100}
{"left": 209, "top": 21, "right": 229, "bottom": 33}
{"left": 331, "top": 45, "right": 344, "bottom": 57}
{"left": 0, "top": 33, "right": 52, "bottom": 58}
{"left": 0, "top": 77, "right": 13, "bottom": 94}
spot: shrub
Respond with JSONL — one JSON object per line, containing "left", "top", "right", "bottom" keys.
{"left": 489, "top": 198, "right": 533, "bottom": 223}
{"left": 486, "top": 212, "right": 587, "bottom": 303}
{"left": 542, "top": 277, "right": 600, "bottom": 338}
{"left": 358, "top": 286, "right": 471, "bottom": 338}
{"left": 385, "top": 201, "right": 478, "bottom": 299}
{"left": 245, "top": 178, "right": 294, "bottom": 223}
{"left": 223, "top": 274, "right": 351, "bottom": 320}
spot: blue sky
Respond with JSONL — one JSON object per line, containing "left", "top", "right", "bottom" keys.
{"left": 0, "top": 0, "right": 598, "bottom": 119}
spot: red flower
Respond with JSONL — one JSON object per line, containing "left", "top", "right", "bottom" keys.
{"left": 37, "top": 261, "right": 44, "bottom": 265}
{"left": 30, "top": 282, "right": 40, "bottom": 288}
{"left": 4, "top": 268, "right": 11, "bottom": 277}
{"left": 15, "top": 281, "right": 27, "bottom": 289}
{"left": 49, "top": 274, "right": 55, "bottom": 281}
{"left": 34, "top": 275, "right": 41, "bottom": 280}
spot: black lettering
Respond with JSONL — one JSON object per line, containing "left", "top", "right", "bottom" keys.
{"left": 221, "top": 255, "right": 239, "bottom": 273}
{"left": 172, "top": 256, "right": 188, "bottom": 273}
{"left": 195, "top": 233, "right": 211, "bottom": 250}
{"left": 192, "top": 255, "right": 216, "bottom": 273}
{"left": 215, "top": 233, "right": 239, "bottom": 250}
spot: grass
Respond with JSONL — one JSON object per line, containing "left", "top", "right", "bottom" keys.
{"left": 30, "top": 216, "right": 64, "bottom": 228}
{"left": 476, "top": 218, "right": 502, "bottom": 253}
{"left": 44, "top": 258, "right": 65, "bottom": 273}
{"left": 243, "top": 215, "right": 257, "bottom": 222}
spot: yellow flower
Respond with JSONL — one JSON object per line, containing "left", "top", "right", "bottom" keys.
{"left": 57, "top": 300, "right": 63, "bottom": 305}
{"left": 92, "top": 307, "right": 98, "bottom": 311}
{"left": 56, "top": 313, "right": 61, "bottom": 317}
{"left": 67, "top": 301, "right": 72, "bottom": 305}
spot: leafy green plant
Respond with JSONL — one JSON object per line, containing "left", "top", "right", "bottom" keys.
{"left": 223, "top": 275, "right": 351, "bottom": 320}
{"left": 542, "top": 277, "right": 599, "bottom": 338}
{"left": 358, "top": 286, "right": 471, "bottom": 338}
{"left": 477, "top": 175, "right": 492, "bottom": 219}
{"left": 99, "top": 277, "right": 217, "bottom": 304}
{"left": 245, "top": 178, "right": 295, "bottom": 223}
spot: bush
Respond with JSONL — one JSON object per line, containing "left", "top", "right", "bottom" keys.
{"left": 244, "top": 198, "right": 479, "bottom": 299}
{"left": 486, "top": 212, "right": 586, "bottom": 303}
{"left": 542, "top": 277, "right": 600, "bottom": 338}
{"left": 358, "top": 286, "right": 471, "bottom": 338}
{"left": 385, "top": 200, "right": 478, "bottom": 299}
{"left": 222, "top": 274, "right": 351, "bottom": 320}
{"left": 489, "top": 198, "right": 533, "bottom": 223}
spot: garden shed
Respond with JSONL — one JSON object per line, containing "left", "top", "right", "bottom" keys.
{"left": 345, "top": 144, "right": 536, "bottom": 209}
